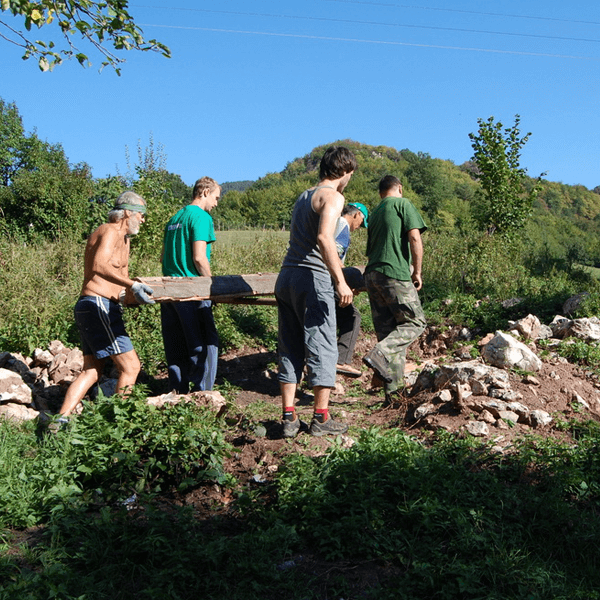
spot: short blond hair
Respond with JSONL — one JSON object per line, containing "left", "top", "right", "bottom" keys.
{"left": 192, "top": 177, "right": 219, "bottom": 199}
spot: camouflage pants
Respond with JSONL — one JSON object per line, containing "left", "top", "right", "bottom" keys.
{"left": 365, "top": 271, "right": 426, "bottom": 393}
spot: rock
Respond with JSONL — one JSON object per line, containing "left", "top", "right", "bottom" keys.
{"left": 498, "top": 410, "right": 519, "bottom": 424}
{"left": 147, "top": 389, "right": 228, "bottom": 417}
{"left": 478, "top": 333, "right": 495, "bottom": 347}
{"left": 4, "top": 353, "right": 31, "bottom": 376}
{"left": 471, "top": 379, "right": 488, "bottom": 396}
{"left": 0, "top": 368, "right": 32, "bottom": 405}
{"left": 434, "top": 389, "right": 453, "bottom": 402}
{"left": 465, "top": 421, "right": 489, "bottom": 437}
{"left": 429, "top": 360, "right": 509, "bottom": 392}
{"left": 508, "top": 314, "right": 541, "bottom": 341}
{"left": 414, "top": 402, "right": 437, "bottom": 420}
{"left": 489, "top": 389, "right": 523, "bottom": 402}
{"left": 458, "top": 327, "right": 472, "bottom": 340}
{"left": 147, "top": 391, "right": 181, "bottom": 407}
{"left": 481, "top": 331, "right": 542, "bottom": 372}
{"left": 479, "top": 409, "right": 496, "bottom": 424}
{"left": 563, "top": 292, "right": 590, "bottom": 316}
{"left": 550, "top": 316, "right": 600, "bottom": 341}
{"left": 522, "top": 375, "right": 540, "bottom": 386}
{"left": 571, "top": 392, "right": 590, "bottom": 410}
{"left": 537, "top": 324, "right": 553, "bottom": 340}
{"left": 530, "top": 410, "right": 553, "bottom": 427}
{"left": 48, "top": 340, "right": 68, "bottom": 356}
{"left": 0, "top": 403, "right": 39, "bottom": 422}
{"left": 506, "top": 402, "right": 530, "bottom": 421}
{"left": 32, "top": 348, "right": 54, "bottom": 368}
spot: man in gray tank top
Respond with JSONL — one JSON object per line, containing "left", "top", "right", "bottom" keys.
{"left": 276, "top": 146, "right": 357, "bottom": 437}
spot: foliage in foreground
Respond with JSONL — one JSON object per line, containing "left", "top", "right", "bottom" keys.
{"left": 0, "top": 389, "right": 231, "bottom": 529}
{"left": 3, "top": 425, "right": 600, "bottom": 599}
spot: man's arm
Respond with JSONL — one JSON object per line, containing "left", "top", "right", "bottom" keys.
{"left": 316, "top": 191, "right": 353, "bottom": 307}
{"left": 407, "top": 228, "right": 423, "bottom": 291}
{"left": 192, "top": 240, "right": 212, "bottom": 277}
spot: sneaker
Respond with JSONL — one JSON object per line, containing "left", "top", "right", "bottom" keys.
{"left": 282, "top": 417, "right": 301, "bottom": 438}
{"left": 48, "top": 415, "right": 69, "bottom": 434}
{"left": 362, "top": 348, "right": 393, "bottom": 383}
{"left": 336, "top": 363, "right": 362, "bottom": 377}
{"left": 309, "top": 416, "right": 349, "bottom": 437}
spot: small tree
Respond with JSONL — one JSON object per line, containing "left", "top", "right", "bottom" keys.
{"left": 469, "top": 115, "right": 544, "bottom": 236}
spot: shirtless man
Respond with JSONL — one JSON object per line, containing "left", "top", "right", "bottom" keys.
{"left": 275, "top": 146, "right": 357, "bottom": 437}
{"left": 57, "top": 191, "right": 154, "bottom": 419}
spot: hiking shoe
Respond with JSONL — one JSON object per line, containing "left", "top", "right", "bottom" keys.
{"left": 309, "top": 416, "right": 349, "bottom": 437}
{"left": 282, "top": 417, "right": 301, "bottom": 438}
{"left": 362, "top": 348, "right": 393, "bottom": 383}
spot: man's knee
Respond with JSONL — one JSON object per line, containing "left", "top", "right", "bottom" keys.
{"left": 114, "top": 351, "right": 141, "bottom": 377}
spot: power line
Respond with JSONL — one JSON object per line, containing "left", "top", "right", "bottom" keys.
{"left": 133, "top": 5, "right": 600, "bottom": 45}
{"left": 323, "top": 0, "right": 600, "bottom": 27}
{"left": 139, "top": 23, "right": 600, "bottom": 60}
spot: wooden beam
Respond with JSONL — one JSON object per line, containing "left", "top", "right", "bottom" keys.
{"left": 123, "top": 266, "right": 365, "bottom": 305}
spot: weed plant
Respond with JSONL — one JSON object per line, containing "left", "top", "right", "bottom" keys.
{"left": 0, "top": 389, "right": 232, "bottom": 529}
{"left": 4, "top": 427, "right": 600, "bottom": 599}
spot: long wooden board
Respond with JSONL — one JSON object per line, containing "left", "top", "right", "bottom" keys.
{"left": 123, "top": 266, "right": 365, "bottom": 305}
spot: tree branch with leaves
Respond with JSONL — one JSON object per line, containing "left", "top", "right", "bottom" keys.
{"left": 0, "top": 0, "right": 170, "bottom": 74}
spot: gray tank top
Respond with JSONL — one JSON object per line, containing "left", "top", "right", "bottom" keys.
{"left": 282, "top": 186, "right": 333, "bottom": 274}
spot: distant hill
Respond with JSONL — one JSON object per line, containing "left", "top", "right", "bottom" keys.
{"left": 212, "top": 140, "right": 600, "bottom": 265}
{"left": 221, "top": 180, "right": 254, "bottom": 194}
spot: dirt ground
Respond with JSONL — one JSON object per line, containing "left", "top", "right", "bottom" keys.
{"left": 176, "top": 325, "right": 600, "bottom": 513}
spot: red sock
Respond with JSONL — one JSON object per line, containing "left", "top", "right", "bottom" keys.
{"left": 283, "top": 408, "right": 296, "bottom": 421}
{"left": 314, "top": 408, "right": 328, "bottom": 423}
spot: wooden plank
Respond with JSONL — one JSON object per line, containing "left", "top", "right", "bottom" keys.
{"left": 123, "top": 266, "right": 365, "bottom": 305}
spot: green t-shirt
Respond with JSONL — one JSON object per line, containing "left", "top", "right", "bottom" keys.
{"left": 162, "top": 205, "right": 215, "bottom": 277}
{"left": 365, "top": 196, "right": 427, "bottom": 281}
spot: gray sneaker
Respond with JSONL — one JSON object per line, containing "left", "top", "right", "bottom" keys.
{"left": 282, "top": 417, "right": 301, "bottom": 438}
{"left": 362, "top": 348, "right": 393, "bottom": 384}
{"left": 48, "top": 415, "right": 69, "bottom": 434}
{"left": 309, "top": 416, "right": 349, "bottom": 437}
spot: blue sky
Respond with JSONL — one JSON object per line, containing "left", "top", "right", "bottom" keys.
{"left": 2, "top": 0, "right": 599, "bottom": 189}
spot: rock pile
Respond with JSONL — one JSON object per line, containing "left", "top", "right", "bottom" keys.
{"left": 0, "top": 341, "right": 84, "bottom": 421}
{"left": 407, "top": 313, "right": 600, "bottom": 440}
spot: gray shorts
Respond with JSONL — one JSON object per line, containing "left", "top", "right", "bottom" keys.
{"left": 275, "top": 267, "right": 337, "bottom": 388}
{"left": 74, "top": 296, "right": 134, "bottom": 359}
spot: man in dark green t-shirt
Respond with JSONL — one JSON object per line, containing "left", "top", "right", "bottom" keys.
{"left": 363, "top": 175, "right": 427, "bottom": 402}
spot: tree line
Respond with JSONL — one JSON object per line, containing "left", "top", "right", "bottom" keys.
{"left": 1, "top": 96, "right": 600, "bottom": 271}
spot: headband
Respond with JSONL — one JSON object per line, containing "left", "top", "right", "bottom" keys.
{"left": 114, "top": 203, "right": 147, "bottom": 214}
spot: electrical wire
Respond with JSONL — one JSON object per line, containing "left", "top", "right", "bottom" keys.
{"left": 133, "top": 5, "right": 600, "bottom": 44}
{"left": 138, "top": 23, "right": 600, "bottom": 60}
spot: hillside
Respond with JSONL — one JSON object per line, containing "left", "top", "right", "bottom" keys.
{"left": 213, "top": 139, "right": 600, "bottom": 267}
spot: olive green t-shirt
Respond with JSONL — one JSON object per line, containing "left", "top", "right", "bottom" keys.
{"left": 365, "top": 196, "right": 427, "bottom": 281}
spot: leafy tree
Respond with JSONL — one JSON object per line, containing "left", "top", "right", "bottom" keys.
{"left": 0, "top": 98, "right": 26, "bottom": 186}
{"left": 0, "top": 96, "right": 95, "bottom": 239}
{"left": 0, "top": 0, "right": 170, "bottom": 73}
{"left": 469, "top": 115, "right": 544, "bottom": 236}
{"left": 403, "top": 150, "right": 452, "bottom": 223}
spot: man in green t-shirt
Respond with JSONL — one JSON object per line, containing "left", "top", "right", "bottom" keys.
{"left": 362, "top": 175, "right": 427, "bottom": 403}
{"left": 161, "top": 177, "right": 221, "bottom": 393}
